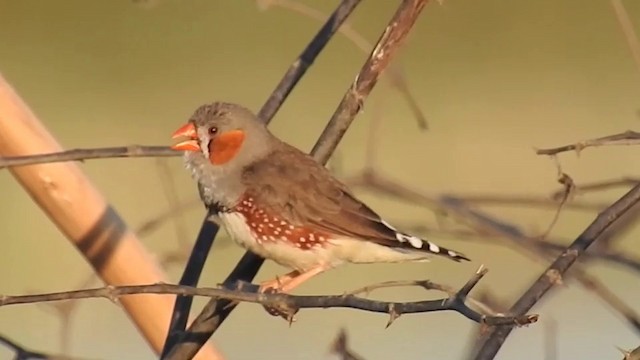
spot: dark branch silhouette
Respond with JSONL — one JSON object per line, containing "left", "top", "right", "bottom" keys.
{"left": 473, "top": 182, "right": 640, "bottom": 359}
{"left": 0, "top": 270, "right": 538, "bottom": 328}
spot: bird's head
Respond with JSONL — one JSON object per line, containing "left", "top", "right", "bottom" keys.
{"left": 171, "top": 102, "right": 277, "bottom": 205}
{"left": 172, "top": 102, "right": 275, "bottom": 169}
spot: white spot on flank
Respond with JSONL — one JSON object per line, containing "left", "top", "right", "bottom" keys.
{"left": 280, "top": 221, "right": 287, "bottom": 225}
{"left": 299, "top": 237, "right": 306, "bottom": 242}
{"left": 284, "top": 230, "right": 292, "bottom": 235}
{"left": 318, "top": 236, "right": 325, "bottom": 241}
{"left": 269, "top": 236, "right": 275, "bottom": 241}
{"left": 288, "top": 225, "right": 294, "bottom": 230}
{"left": 268, "top": 223, "right": 274, "bottom": 228}
{"left": 250, "top": 223, "right": 256, "bottom": 227}
{"left": 309, "top": 233, "right": 315, "bottom": 240}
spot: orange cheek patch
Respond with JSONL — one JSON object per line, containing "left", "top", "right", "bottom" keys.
{"left": 208, "top": 130, "right": 246, "bottom": 165}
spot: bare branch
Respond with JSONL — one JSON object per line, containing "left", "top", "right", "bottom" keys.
{"left": 473, "top": 183, "right": 640, "bottom": 359}
{"left": 536, "top": 130, "right": 640, "bottom": 156}
{"left": 256, "top": 0, "right": 428, "bottom": 130}
{"left": 347, "top": 278, "right": 499, "bottom": 316}
{"left": 0, "top": 145, "right": 178, "bottom": 169}
{"left": 310, "top": 0, "right": 429, "bottom": 164}
{"left": 0, "top": 273, "right": 537, "bottom": 328}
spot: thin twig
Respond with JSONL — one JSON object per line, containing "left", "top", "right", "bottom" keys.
{"left": 347, "top": 278, "right": 499, "bottom": 316}
{"left": 0, "top": 273, "right": 538, "bottom": 328}
{"left": 311, "top": 0, "right": 429, "bottom": 164}
{"left": 536, "top": 130, "right": 640, "bottom": 156}
{"left": 256, "top": 0, "right": 428, "bottom": 129}
{"left": 473, "top": 183, "right": 640, "bottom": 360}
{"left": 0, "top": 145, "right": 178, "bottom": 169}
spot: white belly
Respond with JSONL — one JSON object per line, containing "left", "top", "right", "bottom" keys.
{"left": 217, "top": 212, "right": 430, "bottom": 272}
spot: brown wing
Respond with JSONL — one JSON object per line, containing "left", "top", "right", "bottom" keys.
{"left": 241, "top": 142, "right": 469, "bottom": 262}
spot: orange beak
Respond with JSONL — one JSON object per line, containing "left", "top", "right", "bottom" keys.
{"left": 171, "top": 122, "right": 200, "bottom": 151}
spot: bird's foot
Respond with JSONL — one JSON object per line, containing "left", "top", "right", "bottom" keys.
{"left": 258, "top": 281, "right": 298, "bottom": 323}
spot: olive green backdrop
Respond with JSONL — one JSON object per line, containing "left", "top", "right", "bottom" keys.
{"left": 1, "top": 1, "right": 639, "bottom": 359}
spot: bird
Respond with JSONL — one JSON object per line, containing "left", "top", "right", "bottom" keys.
{"left": 171, "top": 102, "right": 470, "bottom": 294}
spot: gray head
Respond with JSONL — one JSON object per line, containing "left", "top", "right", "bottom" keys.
{"left": 171, "top": 102, "right": 277, "bottom": 206}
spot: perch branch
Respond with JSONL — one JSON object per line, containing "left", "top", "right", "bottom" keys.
{"left": 0, "top": 270, "right": 537, "bottom": 328}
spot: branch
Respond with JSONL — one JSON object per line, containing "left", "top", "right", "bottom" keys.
{"left": 473, "top": 182, "right": 640, "bottom": 360}
{"left": 0, "top": 271, "right": 538, "bottom": 328}
{"left": 536, "top": 130, "right": 640, "bottom": 156}
{"left": 310, "top": 0, "right": 428, "bottom": 164}
{"left": 256, "top": 0, "right": 428, "bottom": 129}
{"left": 0, "top": 146, "right": 178, "bottom": 169}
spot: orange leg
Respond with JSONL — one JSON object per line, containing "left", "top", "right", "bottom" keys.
{"left": 257, "top": 265, "right": 330, "bottom": 320}
{"left": 259, "top": 265, "right": 329, "bottom": 294}
{"left": 278, "top": 265, "right": 328, "bottom": 292}
{"left": 259, "top": 270, "right": 300, "bottom": 293}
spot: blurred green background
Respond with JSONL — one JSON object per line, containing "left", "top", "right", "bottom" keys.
{"left": 1, "top": 0, "right": 640, "bottom": 359}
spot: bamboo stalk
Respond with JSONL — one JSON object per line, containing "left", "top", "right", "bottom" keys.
{"left": 0, "top": 73, "right": 223, "bottom": 360}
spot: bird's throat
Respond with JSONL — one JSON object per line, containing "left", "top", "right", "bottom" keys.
{"left": 208, "top": 130, "right": 246, "bottom": 165}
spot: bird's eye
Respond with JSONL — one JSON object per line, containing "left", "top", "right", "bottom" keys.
{"left": 208, "top": 127, "right": 218, "bottom": 135}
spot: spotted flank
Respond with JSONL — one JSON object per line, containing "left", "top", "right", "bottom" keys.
{"left": 380, "top": 220, "right": 470, "bottom": 262}
{"left": 233, "top": 195, "right": 331, "bottom": 250}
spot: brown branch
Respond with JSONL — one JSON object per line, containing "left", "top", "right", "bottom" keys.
{"left": 0, "top": 270, "right": 538, "bottom": 328}
{"left": 473, "top": 182, "right": 640, "bottom": 360}
{"left": 0, "top": 145, "right": 178, "bottom": 169}
{"left": 347, "top": 278, "right": 499, "bottom": 316}
{"left": 310, "top": 0, "right": 429, "bottom": 164}
{"left": 536, "top": 130, "right": 640, "bottom": 156}
{"left": 256, "top": 0, "right": 428, "bottom": 130}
